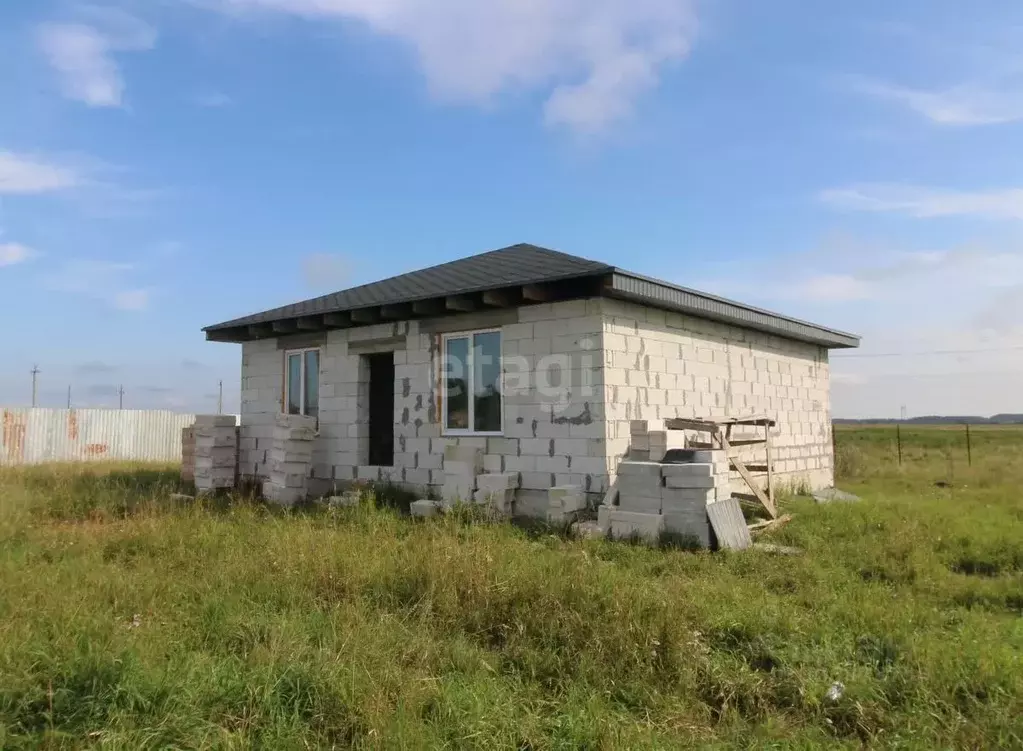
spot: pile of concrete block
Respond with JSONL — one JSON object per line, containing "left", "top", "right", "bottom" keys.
{"left": 547, "top": 485, "right": 586, "bottom": 525}
{"left": 598, "top": 448, "right": 731, "bottom": 547}
{"left": 262, "top": 414, "right": 316, "bottom": 505}
{"left": 475, "top": 472, "right": 519, "bottom": 515}
{"left": 629, "top": 420, "right": 686, "bottom": 462}
{"left": 180, "top": 425, "right": 195, "bottom": 485}
{"left": 441, "top": 445, "right": 482, "bottom": 507}
{"left": 192, "top": 415, "right": 238, "bottom": 495}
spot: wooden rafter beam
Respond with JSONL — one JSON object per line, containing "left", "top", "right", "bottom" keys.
{"left": 272, "top": 319, "right": 298, "bottom": 334}
{"left": 248, "top": 323, "right": 274, "bottom": 339}
{"left": 521, "top": 284, "right": 551, "bottom": 302}
{"left": 323, "top": 312, "right": 351, "bottom": 327}
{"left": 412, "top": 299, "right": 445, "bottom": 316}
{"left": 350, "top": 307, "right": 379, "bottom": 324}
{"left": 482, "top": 289, "right": 515, "bottom": 308}
{"left": 380, "top": 303, "right": 410, "bottom": 320}
{"left": 296, "top": 316, "right": 325, "bottom": 331}
{"left": 445, "top": 295, "right": 476, "bottom": 312}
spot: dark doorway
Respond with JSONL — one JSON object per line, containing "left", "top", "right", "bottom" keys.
{"left": 367, "top": 352, "right": 395, "bottom": 467}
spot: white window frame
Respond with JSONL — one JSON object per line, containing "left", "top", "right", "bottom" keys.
{"left": 442, "top": 329, "right": 503, "bottom": 436}
{"left": 284, "top": 347, "right": 320, "bottom": 417}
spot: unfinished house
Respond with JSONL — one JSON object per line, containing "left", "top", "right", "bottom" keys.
{"left": 203, "top": 244, "right": 859, "bottom": 515}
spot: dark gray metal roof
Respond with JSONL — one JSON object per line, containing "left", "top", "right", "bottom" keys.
{"left": 204, "top": 242, "right": 860, "bottom": 348}
{"left": 206, "top": 243, "right": 612, "bottom": 329}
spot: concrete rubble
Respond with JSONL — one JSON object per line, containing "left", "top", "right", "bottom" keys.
{"left": 192, "top": 415, "right": 238, "bottom": 495}
{"left": 262, "top": 413, "right": 316, "bottom": 505}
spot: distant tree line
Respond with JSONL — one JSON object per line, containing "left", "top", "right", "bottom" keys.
{"left": 834, "top": 414, "right": 1023, "bottom": 425}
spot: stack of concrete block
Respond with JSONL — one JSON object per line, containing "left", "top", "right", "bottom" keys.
{"left": 181, "top": 425, "right": 195, "bottom": 485}
{"left": 441, "top": 445, "right": 482, "bottom": 506}
{"left": 547, "top": 485, "right": 586, "bottom": 524}
{"left": 475, "top": 472, "right": 519, "bottom": 515}
{"left": 599, "top": 449, "right": 732, "bottom": 547}
{"left": 628, "top": 420, "right": 685, "bottom": 462}
{"left": 192, "top": 415, "right": 238, "bottom": 494}
{"left": 262, "top": 414, "right": 316, "bottom": 505}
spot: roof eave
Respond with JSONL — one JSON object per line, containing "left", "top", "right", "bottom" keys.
{"left": 606, "top": 271, "right": 860, "bottom": 349}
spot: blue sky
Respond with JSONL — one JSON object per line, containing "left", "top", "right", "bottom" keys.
{"left": 2, "top": 0, "right": 1023, "bottom": 418}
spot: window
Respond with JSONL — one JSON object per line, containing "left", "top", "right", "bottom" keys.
{"left": 285, "top": 348, "right": 320, "bottom": 418}
{"left": 442, "top": 330, "right": 502, "bottom": 434}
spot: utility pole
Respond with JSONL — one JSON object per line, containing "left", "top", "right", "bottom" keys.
{"left": 30, "top": 364, "right": 40, "bottom": 407}
{"left": 118, "top": 384, "right": 124, "bottom": 410}
{"left": 67, "top": 385, "right": 72, "bottom": 409}
{"left": 217, "top": 380, "right": 223, "bottom": 414}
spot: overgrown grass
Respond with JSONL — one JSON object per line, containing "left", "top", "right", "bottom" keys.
{"left": 1, "top": 435, "right": 1021, "bottom": 748}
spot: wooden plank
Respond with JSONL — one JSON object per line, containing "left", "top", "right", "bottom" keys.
{"left": 731, "top": 459, "right": 777, "bottom": 518}
{"left": 720, "top": 432, "right": 776, "bottom": 519}
{"left": 719, "top": 415, "right": 776, "bottom": 426}
{"left": 688, "top": 439, "right": 766, "bottom": 449}
{"left": 748, "top": 514, "right": 793, "bottom": 534}
{"left": 707, "top": 498, "right": 752, "bottom": 550}
{"left": 765, "top": 423, "right": 774, "bottom": 511}
{"left": 744, "top": 464, "right": 770, "bottom": 473}
{"left": 664, "top": 418, "right": 721, "bottom": 433}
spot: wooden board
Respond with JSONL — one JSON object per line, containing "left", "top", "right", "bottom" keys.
{"left": 719, "top": 433, "right": 777, "bottom": 519}
{"left": 707, "top": 498, "right": 752, "bottom": 550}
{"left": 687, "top": 439, "right": 767, "bottom": 449}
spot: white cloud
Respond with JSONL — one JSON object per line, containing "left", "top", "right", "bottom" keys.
{"left": 44, "top": 259, "right": 151, "bottom": 310}
{"left": 0, "top": 151, "right": 80, "bottom": 194}
{"left": 797, "top": 274, "right": 872, "bottom": 302}
{"left": 209, "top": 0, "right": 698, "bottom": 132}
{"left": 301, "top": 252, "right": 349, "bottom": 290}
{"left": 855, "top": 79, "right": 1023, "bottom": 126}
{"left": 112, "top": 288, "right": 150, "bottom": 310}
{"left": 0, "top": 242, "right": 36, "bottom": 267}
{"left": 820, "top": 184, "right": 1023, "bottom": 221}
{"left": 37, "top": 11, "right": 155, "bottom": 108}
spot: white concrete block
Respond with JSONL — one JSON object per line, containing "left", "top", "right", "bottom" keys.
{"left": 410, "top": 499, "right": 443, "bottom": 518}
{"left": 618, "top": 494, "right": 662, "bottom": 514}
{"left": 618, "top": 461, "right": 664, "bottom": 477}
{"left": 609, "top": 509, "right": 664, "bottom": 544}
{"left": 663, "top": 474, "right": 716, "bottom": 490}
{"left": 194, "top": 414, "right": 238, "bottom": 428}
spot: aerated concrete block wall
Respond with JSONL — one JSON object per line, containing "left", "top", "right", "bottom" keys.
{"left": 237, "top": 295, "right": 834, "bottom": 508}
{"left": 600, "top": 298, "right": 833, "bottom": 491}
{"left": 238, "top": 299, "right": 611, "bottom": 506}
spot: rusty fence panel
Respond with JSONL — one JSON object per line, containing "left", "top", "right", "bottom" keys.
{"left": 0, "top": 408, "right": 235, "bottom": 466}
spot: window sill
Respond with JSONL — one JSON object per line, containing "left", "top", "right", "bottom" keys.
{"left": 442, "top": 430, "right": 504, "bottom": 438}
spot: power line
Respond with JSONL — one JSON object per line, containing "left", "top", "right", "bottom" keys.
{"left": 833, "top": 345, "right": 1023, "bottom": 359}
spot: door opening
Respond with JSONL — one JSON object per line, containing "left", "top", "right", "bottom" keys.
{"left": 367, "top": 352, "right": 395, "bottom": 467}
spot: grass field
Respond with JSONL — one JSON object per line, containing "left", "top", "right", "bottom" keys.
{"left": 1, "top": 428, "right": 1021, "bottom": 749}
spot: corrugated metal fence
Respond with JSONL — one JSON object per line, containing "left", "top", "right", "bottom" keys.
{"left": 0, "top": 408, "right": 210, "bottom": 465}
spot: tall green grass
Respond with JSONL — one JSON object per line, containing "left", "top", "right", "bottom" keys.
{"left": 1, "top": 437, "right": 1021, "bottom": 748}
